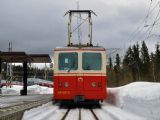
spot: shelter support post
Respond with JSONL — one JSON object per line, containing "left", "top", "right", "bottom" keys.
{"left": 21, "top": 62, "right": 27, "bottom": 95}
{"left": 0, "top": 58, "right": 2, "bottom": 80}
{"left": 0, "top": 58, "right": 2, "bottom": 94}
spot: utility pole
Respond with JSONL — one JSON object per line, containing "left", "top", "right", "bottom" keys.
{"left": 6, "top": 41, "right": 13, "bottom": 87}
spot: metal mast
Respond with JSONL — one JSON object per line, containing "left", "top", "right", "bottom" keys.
{"left": 76, "top": 0, "right": 82, "bottom": 45}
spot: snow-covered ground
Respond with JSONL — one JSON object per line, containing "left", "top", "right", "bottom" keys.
{"left": 22, "top": 102, "right": 146, "bottom": 120}
{"left": 1, "top": 84, "right": 53, "bottom": 95}
{"left": 22, "top": 82, "right": 160, "bottom": 120}
{"left": 1, "top": 81, "right": 160, "bottom": 120}
{"left": 0, "top": 78, "right": 53, "bottom": 95}
{"left": 107, "top": 82, "right": 160, "bottom": 120}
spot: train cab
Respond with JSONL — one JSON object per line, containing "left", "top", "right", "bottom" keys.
{"left": 53, "top": 46, "right": 107, "bottom": 102}
{"left": 53, "top": 10, "right": 107, "bottom": 103}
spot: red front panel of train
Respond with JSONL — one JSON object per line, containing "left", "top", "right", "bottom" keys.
{"left": 54, "top": 75, "right": 107, "bottom": 100}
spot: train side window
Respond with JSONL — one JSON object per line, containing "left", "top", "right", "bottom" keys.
{"left": 59, "top": 52, "right": 78, "bottom": 71}
{"left": 82, "top": 52, "right": 102, "bottom": 70}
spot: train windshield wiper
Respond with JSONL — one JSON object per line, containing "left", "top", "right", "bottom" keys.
{"left": 67, "top": 67, "right": 72, "bottom": 72}
{"left": 67, "top": 61, "right": 76, "bottom": 72}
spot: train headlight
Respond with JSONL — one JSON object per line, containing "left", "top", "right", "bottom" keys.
{"left": 64, "top": 82, "right": 69, "bottom": 87}
{"left": 91, "top": 82, "right": 96, "bottom": 87}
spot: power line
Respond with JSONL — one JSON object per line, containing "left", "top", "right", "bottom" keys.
{"left": 143, "top": 2, "right": 160, "bottom": 38}
{"left": 126, "top": 1, "right": 160, "bottom": 47}
{"left": 127, "top": 1, "right": 154, "bottom": 43}
{"left": 146, "top": 3, "right": 160, "bottom": 39}
{"left": 127, "top": 1, "right": 160, "bottom": 45}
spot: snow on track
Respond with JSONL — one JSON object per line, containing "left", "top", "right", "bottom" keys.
{"left": 22, "top": 102, "right": 68, "bottom": 120}
{"left": 22, "top": 102, "right": 146, "bottom": 120}
{"left": 81, "top": 109, "right": 97, "bottom": 120}
{"left": 64, "top": 109, "right": 79, "bottom": 120}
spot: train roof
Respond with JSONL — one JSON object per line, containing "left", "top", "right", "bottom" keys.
{"left": 54, "top": 46, "right": 106, "bottom": 51}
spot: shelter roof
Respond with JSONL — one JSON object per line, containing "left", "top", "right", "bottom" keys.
{"left": 0, "top": 51, "right": 51, "bottom": 63}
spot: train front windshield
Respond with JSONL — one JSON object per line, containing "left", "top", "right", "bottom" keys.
{"left": 82, "top": 52, "right": 102, "bottom": 70}
{"left": 59, "top": 52, "right": 78, "bottom": 70}
{"left": 58, "top": 52, "right": 102, "bottom": 71}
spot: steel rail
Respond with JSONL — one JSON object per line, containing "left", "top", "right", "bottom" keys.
{"left": 79, "top": 108, "right": 81, "bottom": 120}
{"left": 61, "top": 109, "right": 70, "bottom": 120}
{"left": 90, "top": 109, "right": 99, "bottom": 120}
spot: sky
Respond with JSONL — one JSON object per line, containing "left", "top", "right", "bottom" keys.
{"left": 0, "top": 0, "right": 160, "bottom": 62}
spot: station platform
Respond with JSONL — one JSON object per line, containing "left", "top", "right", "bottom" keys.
{"left": 0, "top": 94, "right": 52, "bottom": 120}
{"left": 0, "top": 94, "right": 52, "bottom": 108}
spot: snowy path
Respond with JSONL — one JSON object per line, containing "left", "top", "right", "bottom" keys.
{"left": 22, "top": 101, "right": 146, "bottom": 120}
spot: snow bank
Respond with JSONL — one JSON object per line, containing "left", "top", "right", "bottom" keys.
{"left": 27, "top": 85, "right": 53, "bottom": 94}
{"left": 106, "top": 82, "right": 160, "bottom": 120}
{"left": 1, "top": 85, "right": 53, "bottom": 95}
{"left": 1, "top": 85, "right": 23, "bottom": 95}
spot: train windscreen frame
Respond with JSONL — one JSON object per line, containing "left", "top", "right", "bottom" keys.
{"left": 82, "top": 52, "right": 102, "bottom": 70}
{"left": 58, "top": 52, "right": 78, "bottom": 71}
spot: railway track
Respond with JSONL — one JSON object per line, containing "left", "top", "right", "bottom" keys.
{"left": 22, "top": 102, "right": 146, "bottom": 120}
{"left": 90, "top": 109, "right": 99, "bottom": 120}
{"left": 61, "top": 109, "right": 71, "bottom": 120}
{"left": 61, "top": 108, "right": 99, "bottom": 120}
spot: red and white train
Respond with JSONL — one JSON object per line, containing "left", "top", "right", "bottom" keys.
{"left": 53, "top": 10, "right": 107, "bottom": 103}
{"left": 53, "top": 46, "right": 107, "bottom": 102}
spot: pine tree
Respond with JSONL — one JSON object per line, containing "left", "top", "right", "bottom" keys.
{"left": 132, "top": 43, "right": 141, "bottom": 81}
{"left": 122, "top": 46, "right": 134, "bottom": 83}
{"left": 150, "top": 52, "right": 156, "bottom": 82}
{"left": 141, "top": 41, "right": 150, "bottom": 80}
{"left": 114, "top": 53, "right": 121, "bottom": 86}
{"left": 109, "top": 57, "right": 113, "bottom": 70}
{"left": 115, "top": 54, "right": 120, "bottom": 70}
{"left": 107, "top": 57, "right": 115, "bottom": 87}
{"left": 155, "top": 44, "right": 160, "bottom": 81}
{"left": 123, "top": 47, "right": 132, "bottom": 68}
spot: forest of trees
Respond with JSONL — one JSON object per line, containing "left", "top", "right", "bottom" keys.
{"left": 107, "top": 41, "right": 160, "bottom": 87}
